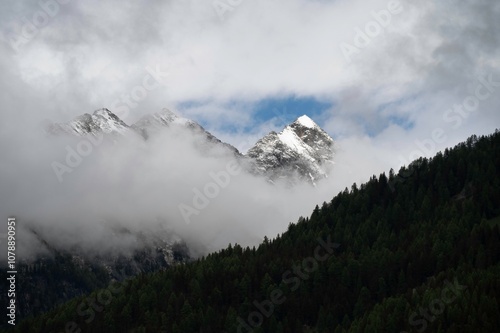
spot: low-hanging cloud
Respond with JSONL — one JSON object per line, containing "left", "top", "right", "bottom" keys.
{"left": 1, "top": 0, "right": 499, "bottom": 261}
{"left": 0, "top": 123, "right": 355, "bottom": 261}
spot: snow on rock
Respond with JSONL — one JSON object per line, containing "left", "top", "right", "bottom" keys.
{"left": 278, "top": 127, "right": 310, "bottom": 155}
{"left": 130, "top": 109, "right": 240, "bottom": 156}
{"left": 44, "top": 109, "right": 332, "bottom": 187}
{"left": 296, "top": 115, "right": 317, "bottom": 129}
{"left": 92, "top": 108, "right": 130, "bottom": 135}
{"left": 246, "top": 115, "right": 335, "bottom": 185}
{"left": 131, "top": 108, "right": 202, "bottom": 138}
{"left": 46, "top": 108, "right": 132, "bottom": 137}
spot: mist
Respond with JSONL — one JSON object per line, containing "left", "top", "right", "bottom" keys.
{"left": 1, "top": 0, "right": 499, "bottom": 262}
{"left": 0, "top": 121, "right": 362, "bottom": 262}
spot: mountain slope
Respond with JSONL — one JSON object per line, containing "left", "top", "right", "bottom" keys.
{"left": 131, "top": 108, "right": 241, "bottom": 156}
{"left": 10, "top": 132, "right": 499, "bottom": 333}
{"left": 30, "top": 109, "right": 335, "bottom": 324}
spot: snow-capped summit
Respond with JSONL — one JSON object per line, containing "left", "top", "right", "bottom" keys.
{"left": 46, "top": 108, "right": 132, "bottom": 137}
{"left": 131, "top": 109, "right": 240, "bottom": 155}
{"left": 47, "top": 107, "right": 240, "bottom": 156}
{"left": 45, "top": 109, "right": 333, "bottom": 186}
{"left": 131, "top": 108, "right": 196, "bottom": 139}
{"left": 246, "top": 115, "right": 335, "bottom": 185}
{"left": 296, "top": 115, "right": 318, "bottom": 129}
{"left": 91, "top": 108, "right": 131, "bottom": 135}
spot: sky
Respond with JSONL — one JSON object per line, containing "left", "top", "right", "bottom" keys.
{"left": 0, "top": 0, "right": 499, "bottom": 259}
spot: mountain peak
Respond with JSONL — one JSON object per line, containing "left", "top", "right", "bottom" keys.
{"left": 45, "top": 108, "right": 130, "bottom": 137}
{"left": 91, "top": 108, "right": 129, "bottom": 134}
{"left": 295, "top": 115, "right": 318, "bottom": 129}
{"left": 131, "top": 108, "right": 192, "bottom": 139}
{"left": 246, "top": 115, "right": 335, "bottom": 185}
{"left": 159, "top": 108, "right": 178, "bottom": 118}
{"left": 93, "top": 108, "right": 112, "bottom": 116}
{"left": 45, "top": 108, "right": 332, "bottom": 186}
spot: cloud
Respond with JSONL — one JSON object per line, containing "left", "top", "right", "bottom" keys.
{"left": 0, "top": 124, "right": 348, "bottom": 260}
{"left": 0, "top": 0, "right": 499, "bottom": 259}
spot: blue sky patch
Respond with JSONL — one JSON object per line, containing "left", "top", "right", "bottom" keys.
{"left": 177, "top": 96, "right": 333, "bottom": 133}
{"left": 253, "top": 96, "right": 332, "bottom": 127}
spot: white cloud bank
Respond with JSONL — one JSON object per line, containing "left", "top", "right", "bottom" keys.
{"left": 0, "top": 0, "right": 499, "bottom": 258}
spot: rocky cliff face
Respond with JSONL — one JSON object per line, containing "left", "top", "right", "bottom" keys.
{"left": 246, "top": 115, "right": 335, "bottom": 185}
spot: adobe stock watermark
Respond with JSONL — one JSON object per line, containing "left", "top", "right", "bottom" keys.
{"left": 401, "top": 279, "right": 466, "bottom": 333}
{"left": 212, "top": 0, "right": 245, "bottom": 21}
{"left": 109, "top": 64, "right": 170, "bottom": 121}
{"left": 178, "top": 160, "right": 242, "bottom": 225}
{"left": 51, "top": 129, "right": 110, "bottom": 183}
{"left": 233, "top": 236, "right": 340, "bottom": 333}
{"left": 389, "top": 73, "right": 500, "bottom": 192}
{"left": 0, "top": 0, "right": 73, "bottom": 53}
{"left": 339, "top": 0, "right": 404, "bottom": 64}
{"left": 442, "top": 74, "right": 500, "bottom": 129}
{"left": 51, "top": 64, "right": 168, "bottom": 182}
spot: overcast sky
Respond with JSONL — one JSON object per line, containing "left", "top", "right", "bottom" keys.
{"left": 1, "top": 0, "right": 499, "bottom": 258}
{"left": 1, "top": 0, "right": 499, "bottom": 146}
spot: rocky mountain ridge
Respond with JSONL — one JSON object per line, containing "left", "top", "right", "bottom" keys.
{"left": 46, "top": 108, "right": 335, "bottom": 184}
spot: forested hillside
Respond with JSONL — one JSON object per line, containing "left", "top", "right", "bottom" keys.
{"left": 6, "top": 131, "right": 500, "bottom": 333}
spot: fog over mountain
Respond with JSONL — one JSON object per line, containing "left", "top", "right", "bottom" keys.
{"left": 1, "top": 0, "right": 499, "bottom": 263}
{"left": 0, "top": 109, "right": 342, "bottom": 262}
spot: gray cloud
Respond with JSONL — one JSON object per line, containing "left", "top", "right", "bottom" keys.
{"left": 0, "top": 124, "right": 349, "bottom": 260}
{"left": 0, "top": 0, "right": 499, "bottom": 260}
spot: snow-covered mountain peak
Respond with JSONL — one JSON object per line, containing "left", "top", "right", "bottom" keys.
{"left": 93, "top": 108, "right": 114, "bottom": 117}
{"left": 91, "top": 108, "right": 130, "bottom": 134}
{"left": 158, "top": 108, "right": 178, "bottom": 118}
{"left": 128, "top": 108, "right": 241, "bottom": 156}
{"left": 131, "top": 108, "right": 199, "bottom": 139}
{"left": 45, "top": 109, "right": 332, "bottom": 186}
{"left": 276, "top": 115, "right": 333, "bottom": 156}
{"left": 46, "top": 108, "right": 131, "bottom": 137}
{"left": 246, "top": 115, "right": 335, "bottom": 185}
{"left": 132, "top": 109, "right": 177, "bottom": 130}
{"left": 295, "top": 115, "right": 318, "bottom": 129}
